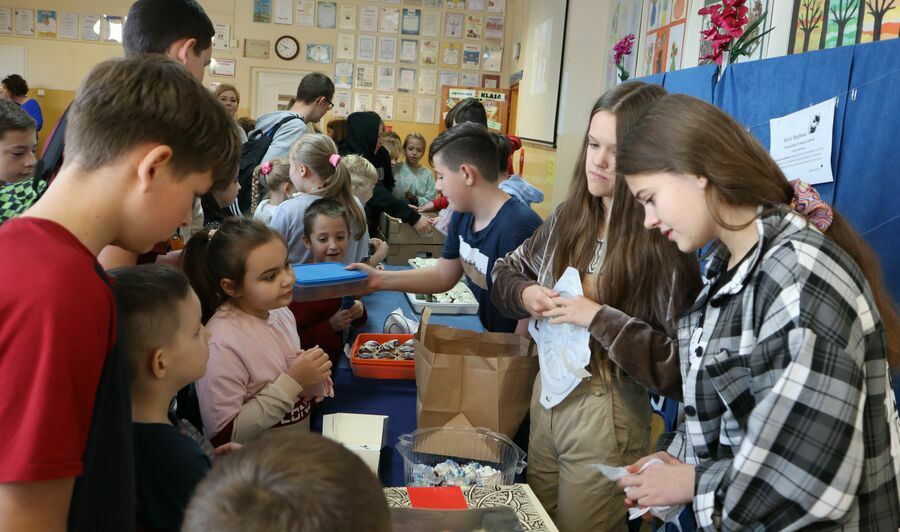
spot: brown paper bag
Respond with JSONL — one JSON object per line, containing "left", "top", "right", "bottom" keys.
{"left": 414, "top": 309, "right": 538, "bottom": 440}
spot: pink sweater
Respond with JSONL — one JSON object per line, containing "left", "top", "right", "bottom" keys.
{"left": 196, "top": 304, "right": 312, "bottom": 445}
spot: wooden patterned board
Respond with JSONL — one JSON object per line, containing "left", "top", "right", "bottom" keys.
{"left": 384, "top": 484, "right": 559, "bottom": 531}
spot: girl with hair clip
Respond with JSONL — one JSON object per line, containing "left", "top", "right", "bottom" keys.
{"left": 183, "top": 217, "right": 334, "bottom": 446}
{"left": 490, "top": 82, "right": 702, "bottom": 531}
{"left": 615, "top": 94, "right": 900, "bottom": 531}
{"left": 268, "top": 133, "right": 369, "bottom": 265}
{"left": 251, "top": 158, "right": 295, "bottom": 225}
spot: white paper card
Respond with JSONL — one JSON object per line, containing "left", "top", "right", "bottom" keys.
{"left": 769, "top": 97, "right": 836, "bottom": 185}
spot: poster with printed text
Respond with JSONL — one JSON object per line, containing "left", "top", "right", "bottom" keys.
{"left": 400, "top": 38, "right": 419, "bottom": 63}
{"left": 377, "top": 65, "right": 396, "bottom": 91}
{"left": 380, "top": 36, "right": 398, "bottom": 62}
{"left": 399, "top": 67, "right": 417, "bottom": 92}
{"left": 296, "top": 0, "right": 315, "bottom": 26}
{"left": 418, "top": 68, "right": 438, "bottom": 94}
{"left": 0, "top": 8, "right": 11, "bottom": 34}
{"left": 462, "top": 43, "right": 481, "bottom": 69}
{"left": 80, "top": 13, "right": 101, "bottom": 41}
{"left": 447, "top": 0, "right": 466, "bottom": 9}
{"left": 58, "top": 11, "right": 78, "bottom": 39}
{"left": 357, "top": 34, "right": 376, "bottom": 61}
{"left": 317, "top": 2, "right": 337, "bottom": 28}
{"left": 339, "top": 4, "right": 357, "bottom": 29}
{"left": 360, "top": 5, "right": 378, "bottom": 32}
{"left": 460, "top": 71, "right": 480, "bottom": 86}
{"left": 415, "top": 96, "right": 436, "bottom": 123}
{"left": 333, "top": 91, "right": 352, "bottom": 116}
{"left": 356, "top": 64, "right": 375, "bottom": 88}
{"left": 444, "top": 13, "right": 464, "bottom": 38}
{"left": 487, "top": 0, "right": 505, "bottom": 13}
{"left": 380, "top": 7, "right": 400, "bottom": 33}
{"left": 396, "top": 95, "right": 415, "bottom": 121}
{"left": 482, "top": 45, "right": 502, "bottom": 71}
{"left": 375, "top": 94, "right": 394, "bottom": 120}
{"left": 36, "top": 10, "right": 57, "bottom": 38}
{"left": 441, "top": 41, "right": 461, "bottom": 67}
{"left": 485, "top": 15, "right": 504, "bottom": 40}
{"left": 213, "top": 22, "right": 231, "bottom": 49}
{"left": 402, "top": 8, "right": 421, "bottom": 34}
{"left": 421, "top": 10, "right": 441, "bottom": 36}
{"left": 482, "top": 73, "right": 500, "bottom": 88}
{"left": 354, "top": 92, "right": 373, "bottom": 112}
{"left": 468, "top": 0, "right": 485, "bottom": 10}
{"left": 465, "top": 14, "right": 483, "bottom": 39}
{"left": 253, "top": 0, "right": 271, "bottom": 23}
{"left": 274, "top": 0, "right": 293, "bottom": 24}
{"left": 335, "top": 61, "right": 354, "bottom": 88}
{"left": 337, "top": 33, "right": 355, "bottom": 59}
{"left": 440, "top": 69, "right": 459, "bottom": 88}
{"left": 14, "top": 8, "right": 34, "bottom": 35}
{"left": 420, "top": 39, "right": 439, "bottom": 65}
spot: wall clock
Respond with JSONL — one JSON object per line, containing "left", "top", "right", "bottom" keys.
{"left": 275, "top": 35, "right": 299, "bottom": 60}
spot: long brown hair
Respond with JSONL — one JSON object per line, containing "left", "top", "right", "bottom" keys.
{"left": 552, "top": 82, "right": 701, "bottom": 334}
{"left": 289, "top": 134, "right": 366, "bottom": 239}
{"left": 617, "top": 94, "right": 899, "bottom": 367}
{"left": 183, "top": 217, "right": 285, "bottom": 323}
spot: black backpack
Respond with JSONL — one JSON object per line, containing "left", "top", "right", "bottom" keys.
{"left": 236, "top": 115, "right": 301, "bottom": 213}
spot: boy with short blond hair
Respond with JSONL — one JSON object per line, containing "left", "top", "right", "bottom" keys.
{"left": 182, "top": 431, "right": 392, "bottom": 532}
{"left": 344, "top": 154, "right": 389, "bottom": 266}
{"left": 0, "top": 55, "right": 241, "bottom": 531}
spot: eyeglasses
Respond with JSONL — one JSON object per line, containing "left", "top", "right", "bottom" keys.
{"left": 323, "top": 97, "right": 334, "bottom": 110}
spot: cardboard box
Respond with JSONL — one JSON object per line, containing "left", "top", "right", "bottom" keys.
{"left": 322, "top": 413, "right": 389, "bottom": 472}
{"left": 381, "top": 214, "right": 446, "bottom": 246}
{"left": 386, "top": 244, "right": 445, "bottom": 266}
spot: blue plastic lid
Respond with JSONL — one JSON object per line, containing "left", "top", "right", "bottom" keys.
{"left": 293, "top": 262, "right": 368, "bottom": 287}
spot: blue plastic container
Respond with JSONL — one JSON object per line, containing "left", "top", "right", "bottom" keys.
{"left": 292, "top": 262, "right": 368, "bottom": 302}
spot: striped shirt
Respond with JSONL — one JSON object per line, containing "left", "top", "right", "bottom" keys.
{"left": 661, "top": 209, "right": 900, "bottom": 530}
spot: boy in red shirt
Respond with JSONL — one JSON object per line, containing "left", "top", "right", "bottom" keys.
{"left": 0, "top": 56, "right": 241, "bottom": 531}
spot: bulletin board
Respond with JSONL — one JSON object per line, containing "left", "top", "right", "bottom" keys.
{"left": 439, "top": 85, "right": 509, "bottom": 133}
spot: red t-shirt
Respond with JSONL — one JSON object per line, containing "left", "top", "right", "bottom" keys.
{"left": 0, "top": 218, "right": 116, "bottom": 482}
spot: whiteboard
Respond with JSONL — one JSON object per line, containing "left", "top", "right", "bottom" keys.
{"left": 514, "top": 0, "right": 568, "bottom": 146}
{"left": 0, "top": 45, "right": 26, "bottom": 79}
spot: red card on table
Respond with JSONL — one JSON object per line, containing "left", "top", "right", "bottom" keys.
{"left": 407, "top": 486, "right": 468, "bottom": 510}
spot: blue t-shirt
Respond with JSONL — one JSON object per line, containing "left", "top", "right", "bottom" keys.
{"left": 443, "top": 198, "right": 542, "bottom": 332}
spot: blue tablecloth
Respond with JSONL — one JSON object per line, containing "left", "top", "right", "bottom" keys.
{"left": 310, "top": 268, "right": 484, "bottom": 487}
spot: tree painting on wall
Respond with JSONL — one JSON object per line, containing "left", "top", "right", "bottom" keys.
{"left": 790, "top": 0, "right": 898, "bottom": 52}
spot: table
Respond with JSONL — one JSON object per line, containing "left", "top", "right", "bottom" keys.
{"left": 384, "top": 484, "right": 559, "bottom": 532}
{"left": 310, "top": 270, "right": 484, "bottom": 488}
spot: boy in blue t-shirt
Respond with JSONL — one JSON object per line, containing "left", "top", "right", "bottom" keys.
{"left": 351, "top": 123, "right": 542, "bottom": 333}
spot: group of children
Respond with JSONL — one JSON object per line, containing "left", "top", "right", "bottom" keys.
{"left": 2, "top": 0, "right": 899, "bottom": 530}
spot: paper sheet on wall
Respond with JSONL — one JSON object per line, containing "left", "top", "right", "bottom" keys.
{"left": 0, "top": 8, "right": 11, "bottom": 34}
{"left": 274, "top": 0, "right": 293, "bottom": 24}
{"left": 15, "top": 8, "right": 34, "bottom": 36}
{"left": 415, "top": 97, "right": 436, "bottom": 123}
{"left": 769, "top": 97, "right": 836, "bottom": 185}
{"left": 58, "top": 11, "right": 78, "bottom": 39}
{"left": 529, "top": 267, "right": 592, "bottom": 409}
{"left": 213, "top": 23, "right": 230, "bottom": 49}
{"left": 296, "top": 0, "right": 314, "bottom": 26}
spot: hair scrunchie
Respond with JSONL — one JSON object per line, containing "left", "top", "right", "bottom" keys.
{"left": 790, "top": 179, "right": 834, "bottom": 232}
{"left": 329, "top": 153, "right": 341, "bottom": 167}
{"left": 260, "top": 161, "right": 273, "bottom": 176}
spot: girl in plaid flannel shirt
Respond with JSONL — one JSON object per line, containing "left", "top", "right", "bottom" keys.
{"left": 615, "top": 95, "right": 900, "bottom": 530}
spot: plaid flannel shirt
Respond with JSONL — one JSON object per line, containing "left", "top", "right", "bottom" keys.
{"left": 660, "top": 209, "right": 900, "bottom": 531}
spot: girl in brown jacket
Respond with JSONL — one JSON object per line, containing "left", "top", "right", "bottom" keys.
{"left": 491, "top": 82, "right": 701, "bottom": 531}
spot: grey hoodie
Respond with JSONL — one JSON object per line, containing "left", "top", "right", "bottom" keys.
{"left": 253, "top": 111, "right": 308, "bottom": 161}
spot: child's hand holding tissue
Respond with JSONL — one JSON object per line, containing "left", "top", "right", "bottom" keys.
{"left": 594, "top": 451, "right": 692, "bottom": 527}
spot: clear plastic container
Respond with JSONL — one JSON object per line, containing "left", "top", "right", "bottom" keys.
{"left": 396, "top": 426, "right": 526, "bottom": 487}
{"left": 292, "top": 262, "right": 368, "bottom": 302}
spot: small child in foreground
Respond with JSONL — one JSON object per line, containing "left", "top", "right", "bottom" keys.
{"left": 110, "top": 264, "right": 240, "bottom": 532}
{"left": 182, "top": 430, "right": 392, "bottom": 532}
